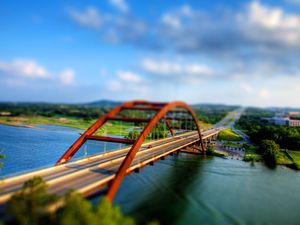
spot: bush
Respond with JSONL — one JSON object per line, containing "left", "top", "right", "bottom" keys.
{"left": 7, "top": 177, "right": 59, "bottom": 225}
{"left": 259, "top": 140, "right": 280, "bottom": 166}
{"left": 206, "top": 144, "right": 215, "bottom": 155}
{"left": 6, "top": 177, "right": 145, "bottom": 225}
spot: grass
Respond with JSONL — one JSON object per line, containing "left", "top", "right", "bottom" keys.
{"left": 243, "top": 145, "right": 262, "bottom": 162}
{"left": 276, "top": 152, "right": 293, "bottom": 165}
{"left": 218, "top": 128, "right": 243, "bottom": 142}
{"left": 199, "top": 121, "right": 213, "bottom": 130}
{"left": 0, "top": 116, "right": 91, "bottom": 130}
{"left": 0, "top": 116, "right": 133, "bottom": 136}
{"left": 213, "top": 150, "right": 229, "bottom": 157}
{"left": 287, "top": 151, "right": 300, "bottom": 162}
{"left": 286, "top": 151, "right": 300, "bottom": 169}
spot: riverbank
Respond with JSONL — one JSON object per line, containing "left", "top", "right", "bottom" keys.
{"left": 0, "top": 116, "right": 212, "bottom": 136}
{"left": 0, "top": 116, "right": 130, "bottom": 135}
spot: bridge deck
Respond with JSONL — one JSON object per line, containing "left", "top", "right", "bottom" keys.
{"left": 0, "top": 129, "right": 219, "bottom": 204}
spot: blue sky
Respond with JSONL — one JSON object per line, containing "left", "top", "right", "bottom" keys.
{"left": 1, "top": 0, "right": 300, "bottom": 107}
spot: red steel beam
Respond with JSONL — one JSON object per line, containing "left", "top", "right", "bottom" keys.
{"left": 85, "top": 135, "right": 136, "bottom": 144}
{"left": 165, "top": 119, "right": 174, "bottom": 136}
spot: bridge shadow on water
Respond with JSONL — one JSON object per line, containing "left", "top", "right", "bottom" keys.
{"left": 116, "top": 153, "right": 207, "bottom": 225}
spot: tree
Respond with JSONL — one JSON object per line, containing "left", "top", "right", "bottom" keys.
{"left": 206, "top": 144, "right": 215, "bottom": 155}
{"left": 0, "top": 153, "right": 4, "bottom": 168}
{"left": 6, "top": 177, "right": 138, "bottom": 225}
{"left": 95, "top": 197, "right": 135, "bottom": 225}
{"left": 7, "top": 176, "right": 59, "bottom": 225}
{"left": 6, "top": 177, "right": 156, "bottom": 225}
{"left": 259, "top": 140, "right": 280, "bottom": 166}
{"left": 57, "top": 192, "right": 97, "bottom": 225}
{"left": 125, "top": 130, "right": 140, "bottom": 140}
{"left": 150, "top": 123, "right": 168, "bottom": 140}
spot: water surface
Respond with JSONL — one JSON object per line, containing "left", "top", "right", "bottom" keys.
{"left": 1, "top": 124, "right": 300, "bottom": 225}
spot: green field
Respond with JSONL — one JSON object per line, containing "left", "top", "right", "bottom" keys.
{"left": 0, "top": 116, "right": 133, "bottom": 136}
{"left": 277, "top": 152, "right": 293, "bottom": 165}
{"left": 199, "top": 121, "right": 213, "bottom": 130}
{"left": 288, "top": 151, "right": 300, "bottom": 162}
{"left": 0, "top": 116, "right": 213, "bottom": 138}
{"left": 286, "top": 151, "right": 300, "bottom": 169}
{"left": 243, "top": 145, "right": 262, "bottom": 162}
{"left": 218, "top": 128, "right": 243, "bottom": 141}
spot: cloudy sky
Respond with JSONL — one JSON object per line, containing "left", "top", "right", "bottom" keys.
{"left": 1, "top": 0, "right": 300, "bottom": 107}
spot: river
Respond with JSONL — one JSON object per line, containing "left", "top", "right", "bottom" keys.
{"left": 1, "top": 124, "right": 300, "bottom": 225}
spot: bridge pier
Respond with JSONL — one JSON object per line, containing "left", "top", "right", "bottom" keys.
{"left": 180, "top": 143, "right": 203, "bottom": 155}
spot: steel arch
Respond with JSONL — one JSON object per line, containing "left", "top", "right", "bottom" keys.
{"left": 55, "top": 100, "right": 205, "bottom": 201}
{"left": 106, "top": 101, "right": 205, "bottom": 201}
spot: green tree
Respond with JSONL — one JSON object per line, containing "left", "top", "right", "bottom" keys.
{"left": 6, "top": 177, "right": 157, "bottom": 225}
{"left": 57, "top": 192, "right": 97, "bottom": 225}
{"left": 7, "top": 176, "right": 59, "bottom": 225}
{"left": 0, "top": 153, "right": 4, "bottom": 168}
{"left": 125, "top": 130, "right": 140, "bottom": 140}
{"left": 259, "top": 140, "right": 280, "bottom": 166}
{"left": 150, "top": 123, "right": 168, "bottom": 140}
{"left": 95, "top": 197, "right": 135, "bottom": 225}
{"left": 206, "top": 144, "right": 215, "bottom": 155}
{"left": 6, "top": 178, "right": 138, "bottom": 225}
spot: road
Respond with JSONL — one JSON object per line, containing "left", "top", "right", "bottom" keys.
{"left": 0, "top": 129, "right": 219, "bottom": 205}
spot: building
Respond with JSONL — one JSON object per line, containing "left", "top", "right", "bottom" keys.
{"left": 264, "top": 112, "right": 300, "bottom": 127}
{"left": 289, "top": 119, "right": 300, "bottom": 127}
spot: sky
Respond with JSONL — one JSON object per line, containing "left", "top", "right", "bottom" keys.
{"left": 1, "top": 0, "right": 300, "bottom": 107}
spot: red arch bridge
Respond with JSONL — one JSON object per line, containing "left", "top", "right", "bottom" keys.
{"left": 0, "top": 100, "right": 221, "bottom": 204}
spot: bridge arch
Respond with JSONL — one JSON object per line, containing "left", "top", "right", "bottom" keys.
{"left": 55, "top": 100, "right": 205, "bottom": 201}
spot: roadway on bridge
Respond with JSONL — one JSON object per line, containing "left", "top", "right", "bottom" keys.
{"left": 0, "top": 129, "right": 219, "bottom": 204}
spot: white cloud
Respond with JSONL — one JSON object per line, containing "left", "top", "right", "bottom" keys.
{"left": 109, "top": 0, "right": 128, "bottom": 13}
{"left": 141, "top": 58, "right": 213, "bottom": 77}
{"left": 0, "top": 59, "right": 48, "bottom": 79}
{"left": 117, "top": 70, "right": 141, "bottom": 83}
{"left": 162, "top": 13, "right": 181, "bottom": 28}
{"left": 181, "top": 4, "right": 193, "bottom": 17}
{"left": 69, "top": 7, "right": 102, "bottom": 28}
{"left": 161, "top": 4, "right": 194, "bottom": 29}
{"left": 240, "top": 1, "right": 300, "bottom": 46}
{"left": 0, "top": 58, "right": 76, "bottom": 87}
{"left": 60, "top": 69, "right": 74, "bottom": 86}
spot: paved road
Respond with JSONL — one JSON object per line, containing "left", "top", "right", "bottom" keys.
{"left": 0, "top": 129, "right": 219, "bottom": 204}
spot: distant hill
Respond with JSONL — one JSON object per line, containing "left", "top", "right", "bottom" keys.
{"left": 192, "top": 103, "right": 239, "bottom": 110}
{"left": 88, "top": 100, "right": 240, "bottom": 109}
{"left": 88, "top": 100, "right": 122, "bottom": 107}
{"left": 88, "top": 100, "right": 239, "bottom": 109}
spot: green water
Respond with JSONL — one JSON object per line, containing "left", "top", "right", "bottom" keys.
{"left": 115, "top": 154, "right": 300, "bottom": 225}
{"left": 1, "top": 124, "right": 299, "bottom": 225}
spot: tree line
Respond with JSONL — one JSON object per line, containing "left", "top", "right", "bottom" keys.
{"left": 0, "top": 103, "right": 237, "bottom": 125}
{"left": 236, "top": 108, "right": 300, "bottom": 151}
